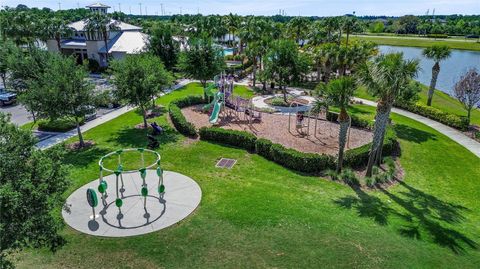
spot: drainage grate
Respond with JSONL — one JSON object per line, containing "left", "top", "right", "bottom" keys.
{"left": 215, "top": 158, "right": 237, "bottom": 169}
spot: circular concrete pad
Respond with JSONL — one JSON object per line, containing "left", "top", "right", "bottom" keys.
{"left": 62, "top": 170, "right": 201, "bottom": 237}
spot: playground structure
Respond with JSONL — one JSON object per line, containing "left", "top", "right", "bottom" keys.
{"left": 62, "top": 147, "right": 202, "bottom": 237}
{"left": 204, "top": 73, "right": 262, "bottom": 125}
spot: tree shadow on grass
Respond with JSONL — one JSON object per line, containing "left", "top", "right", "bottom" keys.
{"left": 333, "top": 181, "right": 477, "bottom": 254}
{"left": 394, "top": 124, "right": 437, "bottom": 144}
{"left": 107, "top": 125, "right": 179, "bottom": 148}
{"left": 63, "top": 146, "right": 110, "bottom": 168}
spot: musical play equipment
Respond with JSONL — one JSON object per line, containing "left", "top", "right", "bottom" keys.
{"left": 96, "top": 148, "right": 164, "bottom": 213}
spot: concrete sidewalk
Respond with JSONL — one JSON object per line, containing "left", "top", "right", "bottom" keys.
{"left": 354, "top": 97, "right": 480, "bottom": 158}
{"left": 37, "top": 79, "right": 191, "bottom": 150}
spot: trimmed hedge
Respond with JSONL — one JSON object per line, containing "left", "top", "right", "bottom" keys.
{"left": 38, "top": 117, "right": 85, "bottom": 132}
{"left": 326, "top": 111, "right": 373, "bottom": 130}
{"left": 168, "top": 95, "right": 206, "bottom": 137}
{"left": 396, "top": 102, "right": 469, "bottom": 131}
{"left": 199, "top": 127, "right": 257, "bottom": 152}
{"left": 170, "top": 95, "right": 205, "bottom": 108}
{"left": 343, "top": 127, "right": 397, "bottom": 168}
{"left": 257, "top": 139, "right": 335, "bottom": 173}
{"left": 198, "top": 126, "right": 395, "bottom": 174}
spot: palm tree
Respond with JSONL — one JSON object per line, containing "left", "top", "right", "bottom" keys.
{"left": 287, "top": 17, "right": 310, "bottom": 47}
{"left": 342, "top": 16, "right": 358, "bottom": 46}
{"left": 357, "top": 53, "right": 419, "bottom": 177}
{"left": 45, "top": 17, "right": 72, "bottom": 52}
{"left": 423, "top": 45, "right": 451, "bottom": 106}
{"left": 320, "top": 77, "right": 357, "bottom": 172}
{"left": 84, "top": 13, "right": 119, "bottom": 65}
{"left": 226, "top": 13, "right": 240, "bottom": 47}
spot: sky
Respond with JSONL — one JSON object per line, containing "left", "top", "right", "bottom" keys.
{"left": 1, "top": 0, "right": 479, "bottom": 16}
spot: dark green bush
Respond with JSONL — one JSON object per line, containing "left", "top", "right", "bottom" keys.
{"left": 38, "top": 117, "right": 85, "bottom": 132}
{"left": 199, "top": 127, "right": 257, "bottom": 151}
{"left": 343, "top": 127, "right": 397, "bottom": 168}
{"left": 326, "top": 111, "right": 373, "bottom": 129}
{"left": 169, "top": 104, "right": 197, "bottom": 136}
{"left": 170, "top": 95, "right": 205, "bottom": 108}
{"left": 396, "top": 102, "right": 469, "bottom": 131}
{"left": 256, "top": 139, "right": 335, "bottom": 173}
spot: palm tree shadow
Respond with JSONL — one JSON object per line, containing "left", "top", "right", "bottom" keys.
{"left": 394, "top": 124, "right": 437, "bottom": 144}
{"left": 333, "top": 181, "right": 477, "bottom": 254}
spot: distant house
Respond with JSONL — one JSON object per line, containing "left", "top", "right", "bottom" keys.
{"left": 46, "top": 3, "right": 148, "bottom": 66}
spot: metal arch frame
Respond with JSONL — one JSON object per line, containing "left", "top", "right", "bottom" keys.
{"left": 99, "top": 148, "right": 161, "bottom": 174}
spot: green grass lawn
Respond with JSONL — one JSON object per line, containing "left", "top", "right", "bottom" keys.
{"left": 356, "top": 85, "right": 480, "bottom": 126}
{"left": 350, "top": 35, "right": 480, "bottom": 51}
{"left": 12, "top": 83, "right": 480, "bottom": 268}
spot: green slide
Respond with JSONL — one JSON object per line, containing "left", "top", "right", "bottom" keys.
{"left": 202, "top": 84, "right": 217, "bottom": 111}
{"left": 209, "top": 93, "right": 223, "bottom": 124}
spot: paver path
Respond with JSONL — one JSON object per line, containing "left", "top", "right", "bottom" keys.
{"left": 37, "top": 79, "right": 191, "bottom": 149}
{"left": 354, "top": 97, "right": 480, "bottom": 158}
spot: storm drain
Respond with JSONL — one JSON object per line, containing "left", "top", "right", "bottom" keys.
{"left": 215, "top": 158, "right": 237, "bottom": 169}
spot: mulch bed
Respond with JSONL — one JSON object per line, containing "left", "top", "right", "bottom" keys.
{"left": 182, "top": 105, "right": 373, "bottom": 155}
{"left": 66, "top": 140, "right": 95, "bottom": 150}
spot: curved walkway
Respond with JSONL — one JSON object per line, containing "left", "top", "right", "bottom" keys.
{"left": 354, "top": 97, "right": 480, "bottom": 158}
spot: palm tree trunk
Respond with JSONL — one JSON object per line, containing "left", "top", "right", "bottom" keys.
{"left": 317, "top": 65, "right": 322, "bottom": 82}
{"left": 75, "top": 116, "right": 85, "bottom": 148}
{"left": 56, "top": 35, "right": 62, "bottom": 52}
{"left": 346, "top": 30, "right": 350, "bottom": 46}
{"left": 336, "top": 111, "right": 350, "bottom": 173}
{"left": 252, "top": 58, "right": 257, "bottom": 88}
{"left": 427, "top": 62, "right": 440, "bottom": 106}
{"left": 366, "top": 102, "right": 391, "bottom": 177}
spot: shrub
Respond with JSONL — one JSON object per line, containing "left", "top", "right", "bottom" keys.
{"left": 365, "top": 176, "right": 375, "bottom": 188}
{"left": 340, "top": 168, "right": 360, "bottom": 186}
{"left": 324, "top": 169, "right": 339, "bottom": 181}
{"left": 94, "top": 90, "right": 122, "bottom": 108}
{"left": 396, "top": 102, "right": 469, "bottom": 130}
{"left": 475, "top": 131, "right": 480, "bottom": 140}
{"left": 258, "top": 141, "right": 335, "bottom": 173}
{"left": 169, "top": 104, "right": 197, "bottom": 136}
{"left": 255, "top": 138, "right": 275, "bottom": 160}
{"left": 326, "top": 111, "right": 373, "bottom": 129}
{"left": 170, "top": 95, "right": 205, "bottom": 108}
{"left": 199, "top": 127, "right": 257, "bottom": 151}
{"left": 343, "top": 127, "right": 397, "bottom": 168}
{"left": 38, "top": 117, "right": 85, "bottom": 132}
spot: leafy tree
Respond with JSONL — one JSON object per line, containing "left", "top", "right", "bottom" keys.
{"left": 148, "top": 22, "right": 180, "bottom": 70}
{"left": 357, "top": 53, "right": 419, "bottom": 176}
{"left": 6, "top": 47, "right": 52, "bottom": 124}
{"left": 370, "top": 21, "right": 385, "bottom": 33}
{"left": 0, "top": 113, "right": 69, "bottom": 268}
{"left": 454, "top": 68, "right": 480, "bottom": 125}
{"left": 111, "top": 53, "right": 174, "bottom": 128}
{"left": 0, "top": 40, "right": 16, "bottom": 88}
{"left": 178, "top": 38, "right": 225, "bottom": 88}
{"left": 84, "top": 13, "right": 120, "bottom": 65}
{"left": 318, "top": 77, "right": 356, "bottom": 172}
{"left": 423, "top": 45, "right": 451, "bottom": 106}
{"left": 28, "top": 54, "right": 94, "bottom": 147}
{"left": 264, "top": 39, "right": 311, "bottom": 101}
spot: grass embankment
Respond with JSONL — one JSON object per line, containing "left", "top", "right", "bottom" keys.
{"left": 12, "top": 82, "right": 480, "bottom": 268}
{"left": 351, "top": 35, "right": 480, "bottom": 51}
{"left": 356, "top": 85, "right": 480, "bottom": 126}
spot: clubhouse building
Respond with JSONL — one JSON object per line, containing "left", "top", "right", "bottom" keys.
{"left": 46, "top": 3, "right": 148, "bottom": 66}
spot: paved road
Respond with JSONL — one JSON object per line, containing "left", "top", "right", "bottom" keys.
{"left": 0, "top": 103, "right": 32, "bottom": 126}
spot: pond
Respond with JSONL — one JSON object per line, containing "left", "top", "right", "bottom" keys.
{"left": 378, "top": 45, "right": 480, "bottom": 95}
